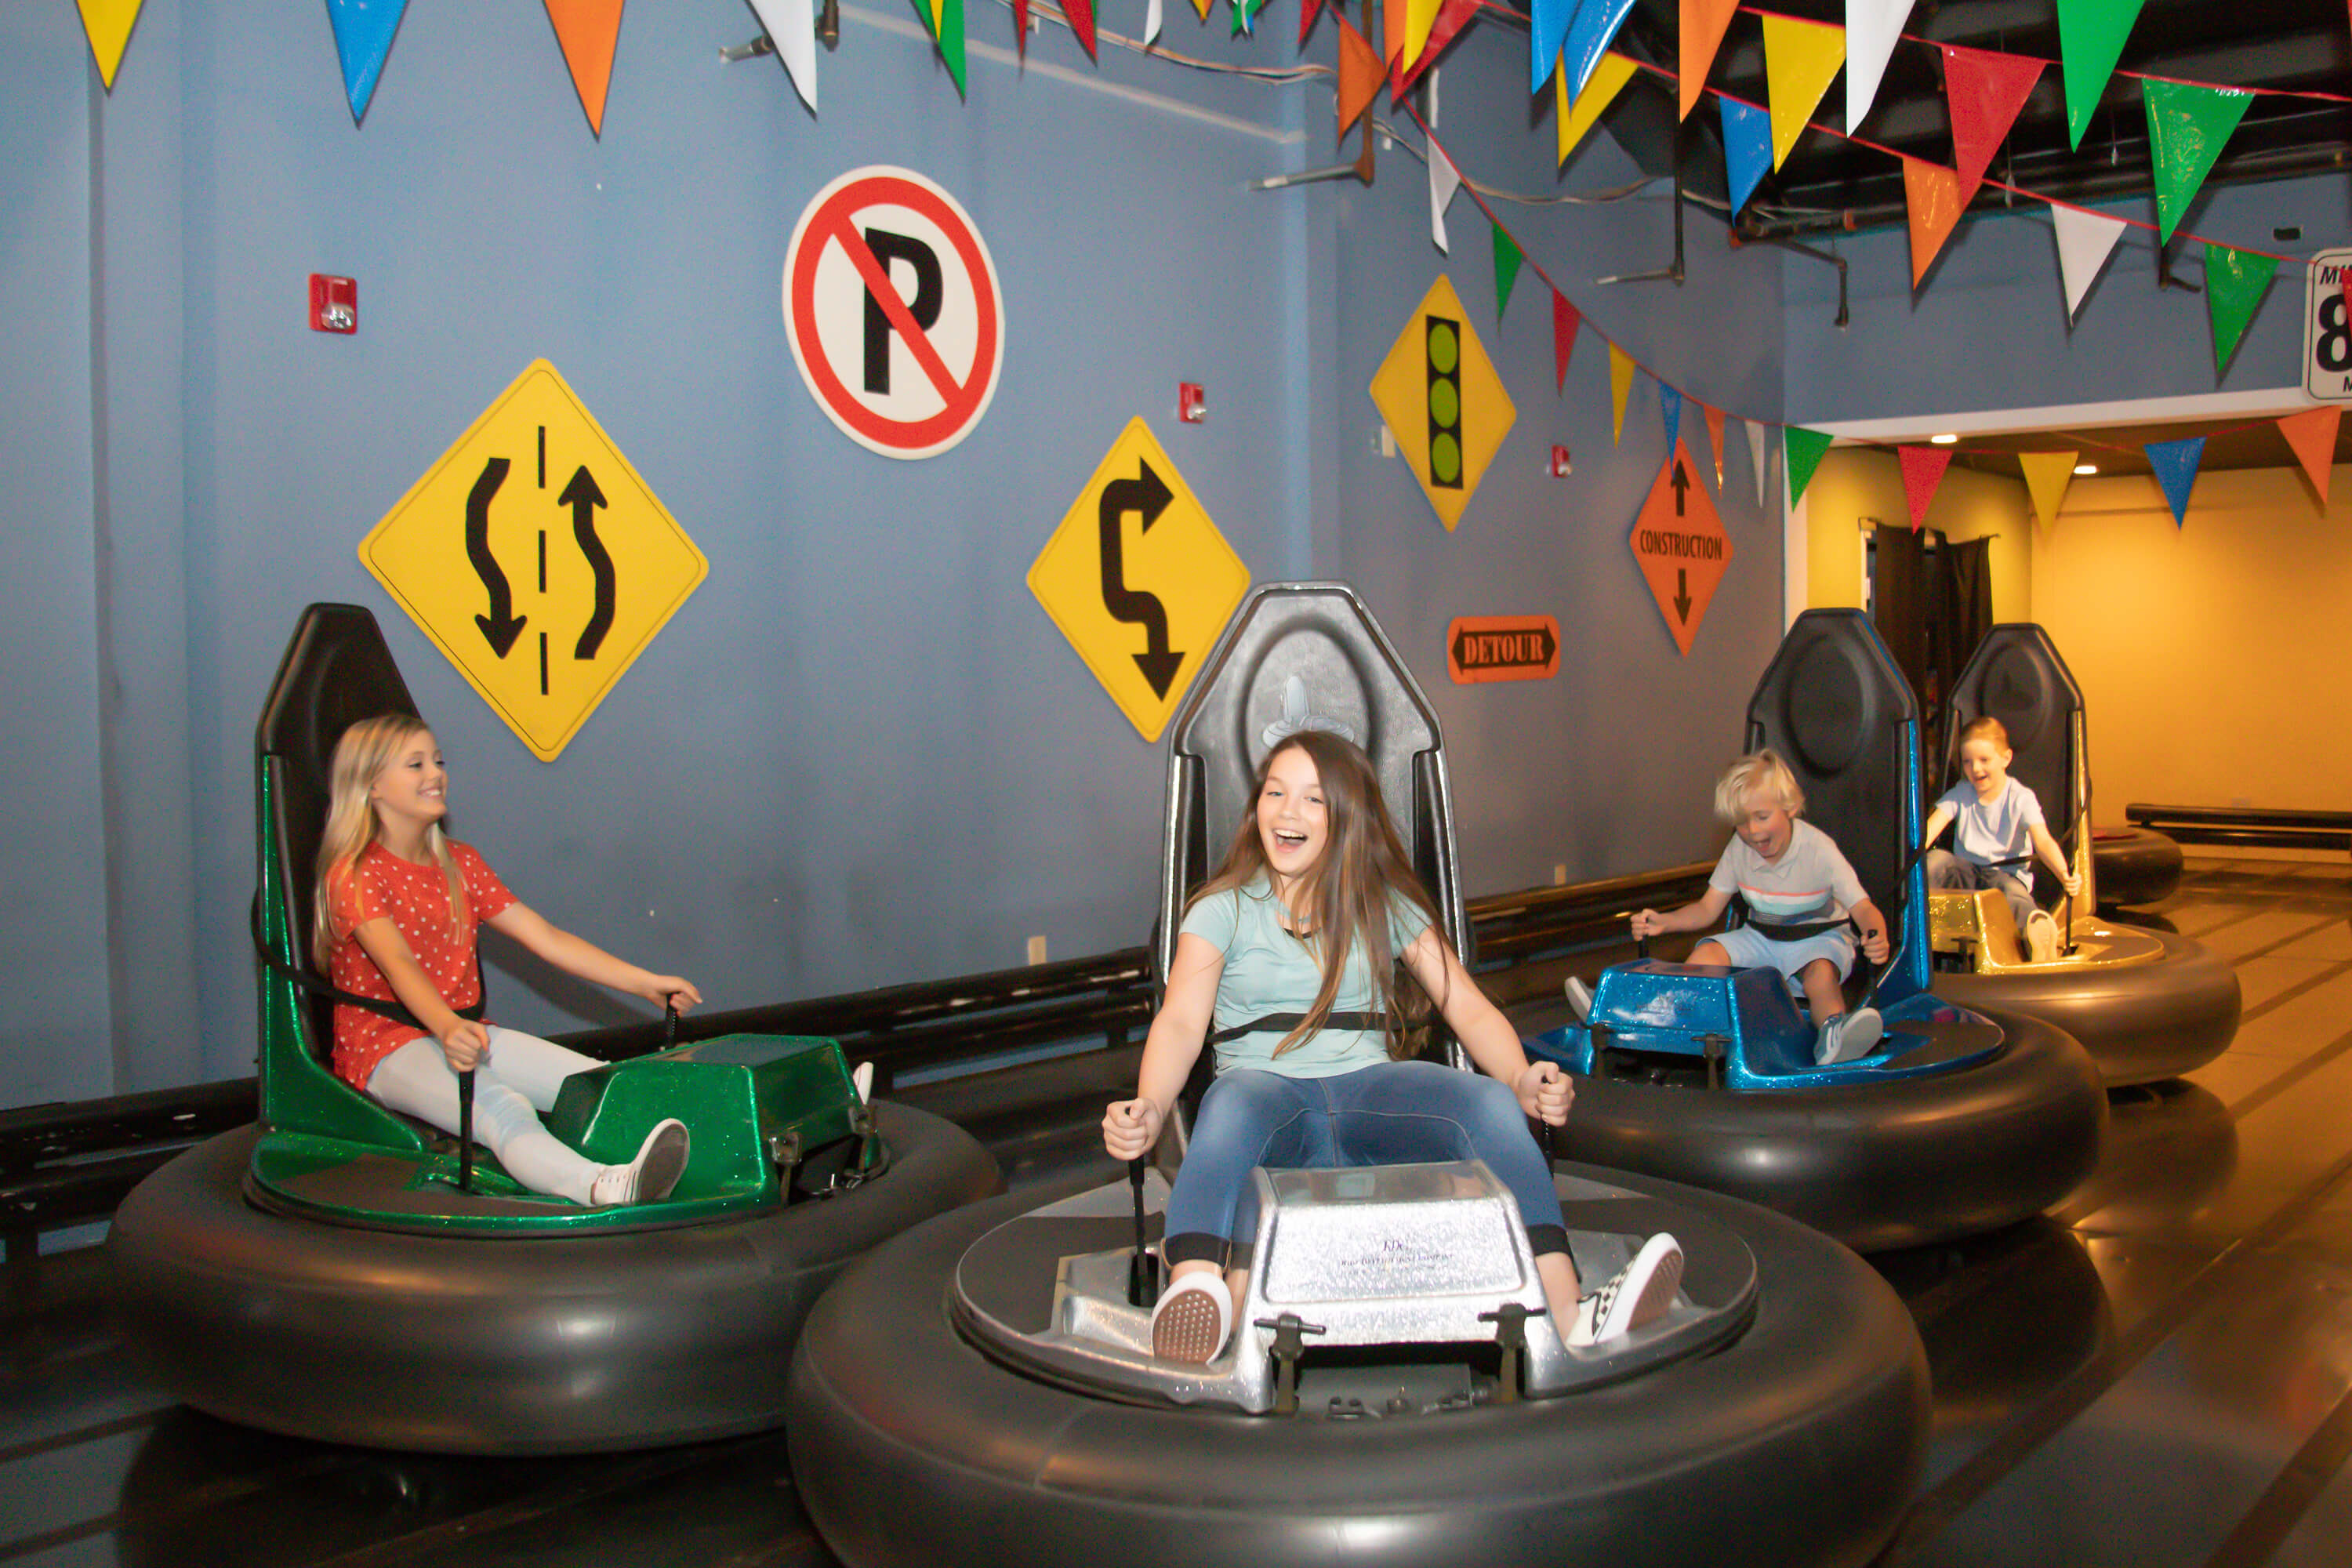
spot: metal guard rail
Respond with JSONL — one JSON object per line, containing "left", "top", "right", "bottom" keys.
{"left": 2125, "top": 804, "right": 2352, "bottom": 854}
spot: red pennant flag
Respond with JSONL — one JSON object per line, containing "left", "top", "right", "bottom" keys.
{"left": 1903, "top": 157, "right": 1966, "bottom": 288}
{"left": 2279, "top": 405, "right": 2343, "bottom": 507}
{"left": 1336, "top": 13, "right": 1384, "bottom": 142}
{"left": 1941, "top": 43, "right": 2043, "bottom": 206}
{"left": 1703, "top": 404, "right": 1727, "bottom": 486}
{"left": 1015, "top": 0, "right": 1029, "bottom": 54}
{"left": 1065, "top": 0, "right": 1097, "bottom": 59}
{"left": 1395, "top": 0, "right": 1483, "bottom": 94}
{"left": 1552, "top": 289, "right": 1581, "bottom": 393}
{"left": 1899, "top": 444, "right": 1955, "bottom": 532}
{"left": 1300, "top": 0, "right": 1323, "bottom": 47}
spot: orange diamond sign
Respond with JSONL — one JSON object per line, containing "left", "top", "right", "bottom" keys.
{"left": 1629, "top": 440, "right": 1733, "bottom": 656}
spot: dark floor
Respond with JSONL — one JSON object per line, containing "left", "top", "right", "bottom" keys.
{"left": 4, "top": 855, "right": 2349, "bottom": 1566}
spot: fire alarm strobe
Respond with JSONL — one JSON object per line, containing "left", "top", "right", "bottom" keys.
{"left": 310, "top": 274, "right": 357, "bottom": 335}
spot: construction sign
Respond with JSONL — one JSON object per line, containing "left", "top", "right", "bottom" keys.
{"left": 1446, "top": 615, "right": 1560, "bottom": 684}
{"left": 1028, "top": 419, "right": 1250, "bottom": 742}
{"left": 1628, "top": 440, "right": 1733, "bottom": 657}
{"left": 1368, "top": 274, "right": 1515, "bottom": 532}
{"left": 360, "top": 361, "right": 707, "bottom": 761}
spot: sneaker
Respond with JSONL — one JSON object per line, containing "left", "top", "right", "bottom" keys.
{"left": 2026, "top": 910, "right": 2060, "bottom": 964}
{"left": 590, "top": 1118, "right": 691, "bottom": 1206}
{"left": 1814, "top": 1007, "right": 1883, "bottom": 1065}
{"left": 1150, "top": 1273, "right": 1232, "bottom": 1364}
{"left": 1570, "top": 1233, "right": 1684, "bottom": 1346}
{"left": 1564, "top": 976, "right": 1595, "bottom": 1022}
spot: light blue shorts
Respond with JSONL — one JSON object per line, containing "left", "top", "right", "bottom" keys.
{"left": 1708, "top": 924, "right": 1857, "bottom": 991}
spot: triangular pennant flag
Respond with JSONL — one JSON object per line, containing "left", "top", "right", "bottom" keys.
{"left": 1785, "top": 426, "right": 1835, "bottom": 506}
{"left": 1942, "top": 44, "right": 2042, "bottom": 205}
{"left": 2145, "top": 435, "right": 2205, "bottom": 527}
{"left": 1680, "top": 0, "right": 1740, "bottom": 121}
{"left": 2146, "top": 80, "right": 2253, "bottom": 245}
{"left": 76, "top": 0, "right": 143, "bottom": 91}
{"left": 2204, "top": 243, "right": 2279, "bottom": 373}
{"left": 746, "top": 0, "right": 816, "bottom": 110}
{"left": 2050, "top": 203, "right": 2129, "bottom": 320}
{"left": 2016, "top": 452, "right": 2078, "bottom": 532}
{"left": 1660, "top": 384, "right": 1683, "bottom": 453}
{"left": 544, "top": 1, "right": 625, "bottom": 136}
{"left": 1761, "top": 13, "right": 1845, "bottom": 169}
{"left": 326, "top": 0, "right": 408, "bottom": 121}
{"left": 1704, "top": 404, "right": 1728, "bottom": 486}
{"left": 1493, "top": 227, "right": 1523, "bottom": 319}
{"left": 1558, "top": 52, "right": 1638, "bottom": 165}
{"left": 1748, "top": 419, "right": 1771, "bottom": 506}
{"left": 1560, "top": 0, "right": 1636, "bottom": 99}
{"left": 1428, "top": 138, "right": 1462, "bottom": 253}
{"left": 1232, "top": 0, "right": 1265, "bottom": 38}
{"left": 1383, "top": 0, "right": 1406, "bottom": 75}
{"left": 1530, "top": 0, "right": 1578, "bottom": 96}
{"left": 1719, "top": 97, "right": 1773, "bottom": 214}
{"left": 1336, "top": 14, "right": 1385, "bottom": 141}
{"left": 1610, "top": 343, "right": 1636, "bottom": 447}
{"left": 2058, "top": 0, "right": 2147, "bottom": 150}
{"left": 1903, "top": 158, "right": 1967, "bottom": 288}
{"left": 1299, "top": 0, "right": 1323, "bottom": 45}
{"left": 1844, "top": 0, "right": 1906, "bottom": 130}
{"left": 1552, "top": 290, "right": 1581, "bottom": 393}
{"left": 1141, "top": 0, "right": 1159, "bottom": 46}
{"left": 1193, "top": 0, "right": 1213, "bottom": 19}
{"left": 1403, "top": 0, "right": 1441, "bottom": 71}
{"left": 1396, "top": 0, "right": 1483, "bottom": 93}
{"left": 2278, "top": 406, "right": 2342, "bottom": 507}
{"left": 1897, "top": 445, "right": 1955, "bottom": 532}
{"left": 1067, "top": 0, "right": 1098, "bottom": 57}
{"left": 921, "top": 0, "right": 967, "bottom": 93}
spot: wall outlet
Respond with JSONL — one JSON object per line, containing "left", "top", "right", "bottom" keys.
{"left": 1026, "top": 935, "right": 1048, "bottom": 965}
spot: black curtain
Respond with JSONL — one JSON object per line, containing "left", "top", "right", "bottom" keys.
{"left": 1871, "top": 524, "right": 1929, "bottom": 719}
{"left": 1927, "top": 537, "right": 1994, "bottom": 774}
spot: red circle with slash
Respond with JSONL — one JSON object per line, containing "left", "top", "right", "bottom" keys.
{"left": 783, "top": 168, "right": 1004, "bottom": 459}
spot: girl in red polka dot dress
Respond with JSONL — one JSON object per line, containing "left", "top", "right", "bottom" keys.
{"left": 314, "top": 714, "right": 702, "bottom": 1206}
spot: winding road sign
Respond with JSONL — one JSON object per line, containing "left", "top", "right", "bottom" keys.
{"left": 361, "top": 361, "right": 707, "bottom": 760}
{"left": 782, "top": 166, "right": 1004, "bottom": 459}
{"left": 1027, "top": 419, "right": 1249, "bottom": 742}
{"left": 1628, "top": 438, "right": 1733, "bottom": 657}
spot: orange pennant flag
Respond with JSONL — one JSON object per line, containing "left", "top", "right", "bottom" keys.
{"left": 1336, "top": 13, "right": 1385, "bottom": 143}
{"left": 1703, "top": 404, "right": 1728, "bottom": 486}
{"left": 1680, "top": 0, "right": 1740, "bottom": 121}
{"left": 2279, "top": 405, "right": 2343, "bottom": 508}
{"left": 1902, "top": 157, "right": 1965, "bottom": 288}
{"left": 545, "top": 0, "right": 624, "bottom": 136}
{"left": 1385, "top": 0, "right": 1408, "bottom": 73}
{"left": 2016, "top": 452, "right": 2078, "bottom": 533}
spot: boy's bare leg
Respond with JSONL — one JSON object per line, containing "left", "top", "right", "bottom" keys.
{"left": 1798, "top": 957, "right": 1846, "bottom": 1022}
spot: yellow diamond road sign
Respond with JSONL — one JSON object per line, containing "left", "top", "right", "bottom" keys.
{"left": 1369, "top": 274, "right": 1516, "bottom": 532}
{"left": 1028, "top": 418, "right": 1250, "bottom": 742}
{"left": 360, "top": 361, "right": 707, "bottom": 761}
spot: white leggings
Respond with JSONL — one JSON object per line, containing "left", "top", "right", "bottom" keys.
{"left": 367, "top": 1029, "right": 608, "bottom": 1205}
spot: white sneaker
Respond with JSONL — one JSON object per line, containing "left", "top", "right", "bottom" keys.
{"left": 1564, "top": 976, "right": 1595, "bottom": 1022}
{"left": 590, "top": 1118, "right": 691, "bottom": 1206}
{"left": 2026, "top": 910, "right": 2060, "bottom": 964}
{"left": 1570, "top": 1233, "right": 1684, "bottom": 1346}
{"left": 1814, "top": 1007, "right": 1883, "bottom": 1065}
{"left": 1150, "top": 1273, "right": 1232, "bottom": 1363}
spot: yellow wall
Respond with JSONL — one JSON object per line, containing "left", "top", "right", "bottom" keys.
{"left": 2032, "top": 463, "right": 2350, "bottom": 815}
{"left": 1802, "top": 448, "right": 2034, "bottom": 618}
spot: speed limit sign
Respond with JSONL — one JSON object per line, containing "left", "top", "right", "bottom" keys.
{"left": 2303, "top": 249, "right": 2352, "bottom": 401}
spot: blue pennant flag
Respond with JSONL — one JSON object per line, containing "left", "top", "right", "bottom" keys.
{"left": 1561, "top": 0, "right": 1635, "bottom": 100}
{"left": 1530, "top": 0, "right": 1582, "bottom": 96}
{"left": 1720, "top": 98, "right": 1772, "bottom": 215}
{"left": 1659, "top": 384, "right": 1682, "bottom": 454}
{"left": 2145, "top": 436, "right": 2206, "bottom": 527}
{"left": 326, "top": 0, "right": 409, "bottom": 122}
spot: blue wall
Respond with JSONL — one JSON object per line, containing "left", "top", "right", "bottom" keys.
{"left": 5, "top": 1, "right": 1791, "bottom": 1107}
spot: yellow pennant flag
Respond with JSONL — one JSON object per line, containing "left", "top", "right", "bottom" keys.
{"left": 1558, "top": 53, "right": 1639, "bottom": 166}
{"left": 1609, "top": 343, "right": 1635, "bottom": 447}
{"left": 77, "top": 0, "right": 145, "bottom": 89}
{"left": 1191, "top": 0, "right": 1210, "bottom": 19}
{"left": 1760, "top": 13, "right": 1845, "bottom": 169}
{"left": 2016, "top": 452, "right": 2078, "bottom": 532}
{"left": 1404, "top": 0, "right": 1440, "bottom": 69}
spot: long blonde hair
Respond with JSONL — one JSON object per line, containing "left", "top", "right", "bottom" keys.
{"left": 1187, "top": 731, "right": 1441, "bottom": 1059}
{"left": 312, "top": 713, "right": 467, "bottom": 968}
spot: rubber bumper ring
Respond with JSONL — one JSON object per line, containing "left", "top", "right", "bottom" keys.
{"left": 2092, "top": 827, "right": 2184, "bottom": 909}
{"left": 1935, "top": 924, "right": 2240, "bottom": 1087}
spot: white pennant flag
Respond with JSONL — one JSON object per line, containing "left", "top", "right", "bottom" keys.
{"left": 1844, "top": 1, "right": 1908, "bottom": 130}
{"left": 747, "top": 0, "right": 817, "bottom": 110}
{"left": 1746, "top": 419, "right": 1771, "bottom": 507}
{"left": 1145, "top": 0, "right": 1163, "bottom": 44}
{"left": 2051, "top": 203, "right": 2129, "bottom": 321}
{"left": 1428, "top": 140, "right": 1462, "bottom": 253}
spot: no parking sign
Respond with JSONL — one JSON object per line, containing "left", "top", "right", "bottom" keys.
{"left": 782, "top": 167, "right": 1004, "bottom": 459}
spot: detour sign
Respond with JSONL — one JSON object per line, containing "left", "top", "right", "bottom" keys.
{"left": 1628, "top": 440, "right": 1733, "bottom": 656}
{"left": 1446, "top": 615, "right": 1559, "bottom": 684}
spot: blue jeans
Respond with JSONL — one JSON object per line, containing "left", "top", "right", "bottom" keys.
{"left": 1162, "top": 1062, "right": 1568, "bottom": 1265}
{"left": 1927, "top": 848, "right": 2037, "bottom": 933}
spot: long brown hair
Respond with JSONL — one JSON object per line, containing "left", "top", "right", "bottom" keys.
{"left": 1186, "top": 730, "right": 1443, "bottom": 1059}
{"left": 312, "top": 714, "right": 467, "bottom": 968}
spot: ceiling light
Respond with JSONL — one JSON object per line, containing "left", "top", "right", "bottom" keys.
{"left": 1929, "top": 433, "right": 1959, "bottom": 445}
{"left": 2073, "top": 463, "right": 2098, "bottom": 476}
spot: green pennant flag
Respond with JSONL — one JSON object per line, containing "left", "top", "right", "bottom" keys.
{"left": 1493, "top": 225, "right": 1523, "bottom": 320}
{"left": 2147, "top": 79, "right": 2253, "bottom": 244}
{"left": 1231, "top": 0, "right": 1267, "bottom": 36}
{"left": 1785, "top": 426, "right": 1835, "bottom": 507}
{"left": 2058, "top": 0, "right": 2147, "bottom": 151}
{"left": 2205, "top": 244, "right": 2279, "bottom": 372}
{"left": 911, "top": 0, "right": 967, "bottom": 95}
